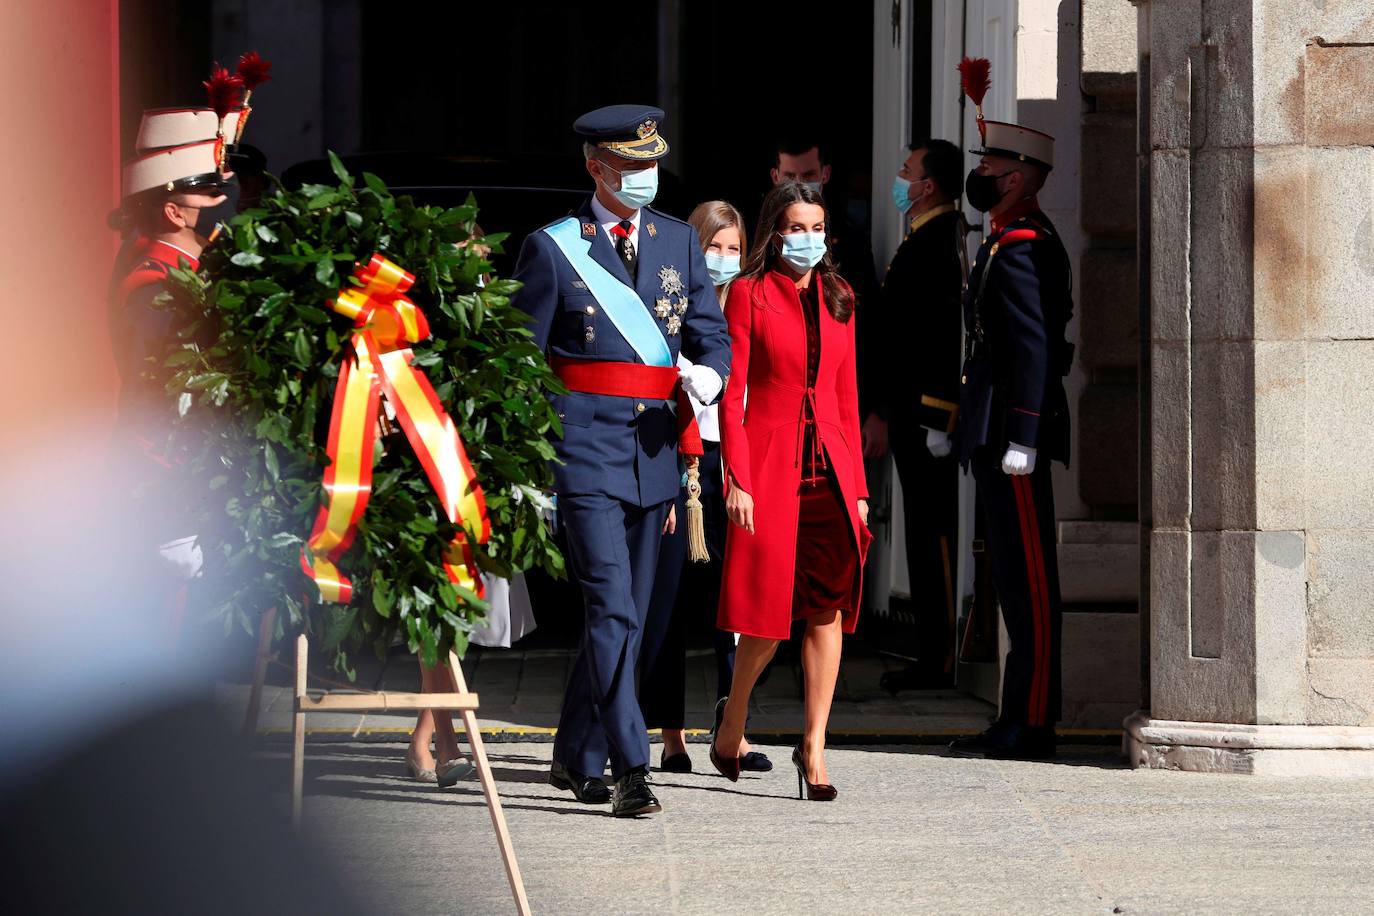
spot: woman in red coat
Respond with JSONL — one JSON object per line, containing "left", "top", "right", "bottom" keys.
{"left": 710, "top": 182, "right": 872, "bottom": 800}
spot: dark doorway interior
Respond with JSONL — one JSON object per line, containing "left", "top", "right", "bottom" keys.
{"left": 118, "top": 0, "right": 211, "bottom": 154}
{"left": 357, "top": 2, "right": 874, "bottom": 231}
{"left": 675, "top": 3, "right": 875, "bottom": 233}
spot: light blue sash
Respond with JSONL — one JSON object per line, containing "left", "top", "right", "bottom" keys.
{"left": 543, "top": 217, "right": 672, "bottom": 368}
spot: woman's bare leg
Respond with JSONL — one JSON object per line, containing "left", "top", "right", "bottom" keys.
{"left": 800, "top": 609, "right": 843, "bottom": 784}
{"left": 425, "top": 663, "right": 463, "bottom": 763}
{"left": 714, "top": 635, "right": 779, "bottom": 758}
{"left": 408, "top": 658, "right": 438, "bottom": 767}
{"left": 661, "top": 727, "right": 687, "bottom": 759}
{"left": 408, "top": 708, "right": 437, "bottom": 769}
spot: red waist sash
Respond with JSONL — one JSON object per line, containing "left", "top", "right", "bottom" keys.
{"left": 551, "top": 355, "right": 703, "bottom": 457}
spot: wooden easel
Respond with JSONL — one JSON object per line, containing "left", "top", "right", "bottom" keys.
{"left": 291, "top": 634, "right": 530, "bottom": 915}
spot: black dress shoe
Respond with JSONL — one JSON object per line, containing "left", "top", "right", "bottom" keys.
{"left": 612, "top": 766, "right": 661, "bottom": 817}
{"left": 659, "top": 751, "right": 692, "bottom": 774}
{"left": 549, "top": 760, "right": 611, "bottom": 804}
{"left": 740, "top": 751, "right": 773, "bottom": 772}
{"left": 948, "top": 722, "right": 1057, "bottom": 760}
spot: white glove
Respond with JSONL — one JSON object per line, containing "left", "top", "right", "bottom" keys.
{"left": 1001, "top": 442, "right": 1037, "bottom": 475}
{"left": 157, "top": 535, "right": 204, "bottom": 581}
{"left": 679, "top": 364, "right": 723, "bottom": 404}
{"left": 924, "top": 428, "right": 952, "bottom": 458}
{"left": 512, "top": 484, "right": 557, "bottom": 525}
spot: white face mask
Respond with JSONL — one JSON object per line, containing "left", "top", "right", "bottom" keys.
{"left": 703, "top": 251, "right": 740, "bottom": 285}
{"left": 778, "top": 231, "right": 827, "bottom": 273}
{"left": 599, "top": 162, "right": 659, "bottom": 209}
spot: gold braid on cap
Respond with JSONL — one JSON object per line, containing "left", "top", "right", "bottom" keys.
{"left": 597, "top": 119, "right": 666, "bottom": 157}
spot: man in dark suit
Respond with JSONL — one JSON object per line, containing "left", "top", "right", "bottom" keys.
{"left": 512, "top": 105, "right": 731, "bottom": 816}
{"left": 872, "top": 139, "right": 968, "bottom": 687}
{"left": 946, "top": 118, "right": 1074, "bottom": 760}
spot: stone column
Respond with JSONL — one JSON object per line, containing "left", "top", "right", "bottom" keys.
{"left": 1128, "top": 0, "right": 1374, "bottom": 774}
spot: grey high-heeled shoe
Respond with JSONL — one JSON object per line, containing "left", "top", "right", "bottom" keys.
{"left": 436, "top": 757, "right": 474, "bottom": 788}
{"left": 405, "top": 752, "right": 438, "bottom": 783}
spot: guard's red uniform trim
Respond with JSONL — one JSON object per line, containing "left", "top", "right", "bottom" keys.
{"left": 1012, "top": 474, "right": 1052, "bottom": 725}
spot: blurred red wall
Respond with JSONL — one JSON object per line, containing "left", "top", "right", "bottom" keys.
{"left": 0, "top": 2, "right": 121, "bottom": 443}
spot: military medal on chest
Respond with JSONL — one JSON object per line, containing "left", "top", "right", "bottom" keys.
{"left": 657, "top": 265, "right": 686, "bottom": 334}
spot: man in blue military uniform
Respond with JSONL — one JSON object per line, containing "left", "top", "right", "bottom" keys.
{"left": 945, "top": 115, "right": 1074, "bottom": 761}
{"left": 512, "top": 105, "right": 731, "bottom": 816}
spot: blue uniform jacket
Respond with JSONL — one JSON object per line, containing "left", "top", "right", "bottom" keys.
{"left": 956, "top": 203, "right": 1074, "bottom": 466}
{"left": 513, "top": 197, "right": 732, "bottom": 507}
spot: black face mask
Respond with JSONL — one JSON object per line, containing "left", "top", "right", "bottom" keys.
{"left": 193, "top": 177, "right": 241, "bottom": 241}
{"left": 964, "top": 169, "right": 1012, "bottom": 213}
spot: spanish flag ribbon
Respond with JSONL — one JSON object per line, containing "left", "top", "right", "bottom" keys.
{"left": 300, "top": 253, "right": 489, "bottom": 604}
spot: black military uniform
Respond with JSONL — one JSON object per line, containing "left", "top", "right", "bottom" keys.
{"left": 949, "top": 116, "right": 1074, "bottom": 760}
{"left": 878, "top": 204, "right": 966, "bottom": 679}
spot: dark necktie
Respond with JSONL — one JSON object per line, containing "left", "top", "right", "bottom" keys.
{"left": 612, "top": 219, "right": 637, "bottom": 283}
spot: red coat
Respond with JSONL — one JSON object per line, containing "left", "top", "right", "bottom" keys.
{"left": 717, "top": 270, "right": 872, "bottom": 640}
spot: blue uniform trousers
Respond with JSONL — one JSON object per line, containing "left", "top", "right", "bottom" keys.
{"left": 970, "top": 448, "right": 1063, "bottom": 727}
{"left": 553, "top": 492, "right": 671, "bottom": 779}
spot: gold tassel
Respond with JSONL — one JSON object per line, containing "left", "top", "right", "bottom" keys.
{"left": 685, "top": 457, "right": 710, "bottom": 563}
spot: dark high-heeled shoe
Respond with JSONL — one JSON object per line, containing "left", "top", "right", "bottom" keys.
{"left": 709, "top": 696, "right": 741, "bottom": 782}
{"left": 792, "top": 744, "right": 837, "bottom": 802}
{"left": 659, "top": 751, "right": 692, "bottom": 774}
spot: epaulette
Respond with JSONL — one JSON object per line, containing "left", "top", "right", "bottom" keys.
{"left": 117, "top": 258, "right": 170, "bottom": 302}
{"left": 539, "top": 213, "right": 599, "bottom": 239}
{"left": 998, "top": 228, "right": 1041, "bottom": 247}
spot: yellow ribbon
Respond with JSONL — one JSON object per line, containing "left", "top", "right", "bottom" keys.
{"left": 300, "top": 253, "right": 489, "bottom": 604}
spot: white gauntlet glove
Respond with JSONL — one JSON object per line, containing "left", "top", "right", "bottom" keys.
{"left": 924, "top": 428, "right": 952, "bottom": 458}
{"left": 679, "top": 364, "right": 723, "bottom": 404}
{"left": 1001, "top": 443, "right": 1037, "bottom": 476}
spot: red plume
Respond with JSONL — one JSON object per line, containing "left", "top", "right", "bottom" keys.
{"left": 236, "top": 51, "right": 272, "bottom": 92}
{"left": 958, "top": 57, "right": 991, "bottom": 107}
{"left": 203, "top": 65, "right": 245, "bottom": 120}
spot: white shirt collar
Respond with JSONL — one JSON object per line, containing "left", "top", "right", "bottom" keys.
{"left": 153, "top": 239, "right": 201, "bottom": 262}
{"left": 590, "top": 194, "right": 641, "bottom": 239}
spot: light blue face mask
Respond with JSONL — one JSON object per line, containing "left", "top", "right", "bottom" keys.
{"left": 703, "top": 251, "right": 740, "bottom": 285}
{"left": 602, "top": 163, "right": 659, "bottom": 209}
{"left": 778, "top": 231, "right": 827, "bottom": 273}
{"left": 803, "top": 180, "right": 824, "bottom": 197}
{"left": 891, "top": 174, "right": 914, "bottom": 214}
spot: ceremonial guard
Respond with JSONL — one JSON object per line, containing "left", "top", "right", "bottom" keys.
{"left": 513, "top": 105, "right": 731, "bottom": 816}
{"left": 874, "top": 138, "right": 968, "bottom": 688}
{"left": 108, "top": 58, "right": 268, "bottom": 627}
{"left": 107, "top": 52, "right": 270, "bottom": 290}
{"left": 110, "top": 120, "right": 235, "bottom": 621}
{"left": 947, "top": 60, "right": 1074, "bottom": 760}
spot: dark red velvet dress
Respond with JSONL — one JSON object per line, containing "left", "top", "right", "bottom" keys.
{"left": 791, "top": 282, "right": 859, "bottom": 623}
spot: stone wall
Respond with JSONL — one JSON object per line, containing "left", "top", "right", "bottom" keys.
{"left": 1145, "top": 0, "right": 1374, "bottom": 731}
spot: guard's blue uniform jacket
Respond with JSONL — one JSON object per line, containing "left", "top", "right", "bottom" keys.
{"left": 512, "top": 194, "right": 730, "bottom": 781}
{"left": 956, "top": 197, "right": 1073, "bottom": 466}
{"left": 514, "top": 198, "right": 731, "bottom": 507}
{"left": 954, "top": 195, "right": 1074, "bottom": 729}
